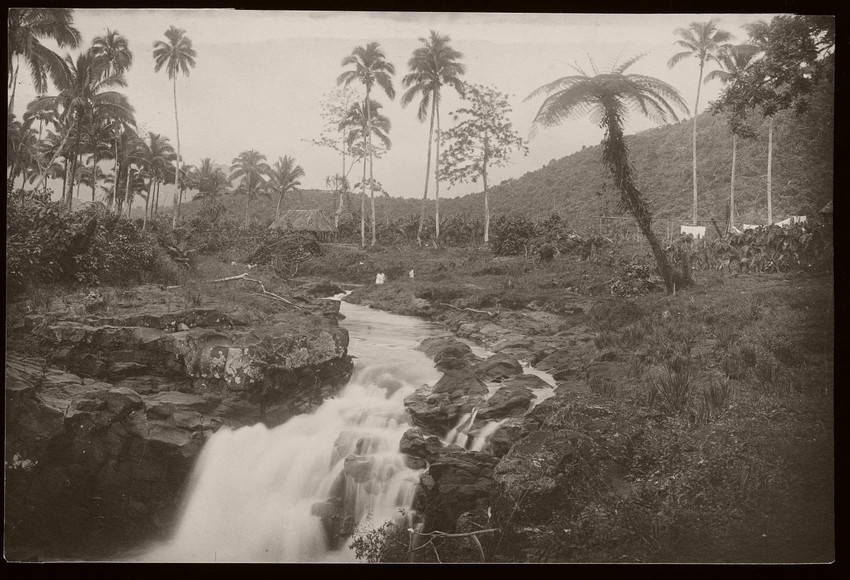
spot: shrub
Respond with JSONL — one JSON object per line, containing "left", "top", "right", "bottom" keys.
{"left": 6, "top": 200, "right": 168, "bottom": 293}
{"left": 589, "top": 376, "right": 617, "bottom": 397}
{"left": 698, "top": 377, "right": 734, "bottom": 422}
{"left": 648, "top": 355, "right": 693, "bottom": 414}
{"left": 490, "top": 215, "right": 536, "bottom": 256}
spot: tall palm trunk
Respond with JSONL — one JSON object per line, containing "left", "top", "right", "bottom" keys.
{"left": 417, "top": 98, "right": 438, "bottom": 246}
{"left": 767, "top": 117, "right": 773, "bottom": 224}
{"left": 110, "top": 138, "right": 119, "bottom": 212}
{"left": 730, "top": 132, "right": 737, "bottom": 230}
{"left": 691, "top": 60, "right": 705, "bottom": 226}
{"left": 369, "top": 151, "right": 376, "bottom": 246}
{"left": 8, "top": 58, "right": 19, "bottom": 117}
{"left": 360, "top": 158, "right": 367, "bottom": 247}
{"left": 276, "top": 192, "right": 284, "bottom": 220}
{"left": 61, "top": 157, "right": 68, "bottom": 202}
{"left": 604, "top": 109, "right": 676, "bottom": 293}
{"left": 483, "top": 135, "right": 490, "bottom": 243}
{"left": 91, "top": 152, "right": 98, "bottom": 202}
{"left": 434, "top": 99, "right": 441, "bottom": 243}
{"left": 244, "top": 189, "right": 251, "bottom": 227}
{"left": 33, "top": 118, "right": 74, "bottom": 193}
{"left": 143, "top": 179, "right": 152, "bottom": 230}
{"left": 172, "top": 77, "right": 182, "bottom": 231}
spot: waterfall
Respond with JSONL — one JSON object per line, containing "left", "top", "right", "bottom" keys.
{"left": 142, "top": 301, "right": 443, "bottom": 563}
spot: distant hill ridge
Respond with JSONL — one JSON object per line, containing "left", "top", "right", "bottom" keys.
{"left": 178, "top": 81, "right": 833, "bottom": 228}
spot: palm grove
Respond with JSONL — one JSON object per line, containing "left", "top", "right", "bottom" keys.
{"left": 7, "top": 11, "right": 834, "bottom": 294}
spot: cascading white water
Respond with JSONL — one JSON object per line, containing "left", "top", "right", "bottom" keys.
{"left": 142, "top": 300, "right": 444, "bottom": 563}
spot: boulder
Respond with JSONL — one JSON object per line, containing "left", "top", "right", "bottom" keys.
{"left": 416, "top": 448, "right": 499, "bottom": 532}
{"left": 399, "top": 428, "right": 445, "bottom": 463}
{"left": 311, "top": 497, "right": 355, "bottom": 550}
{"left": 500, "top": 374, "right": 551, "bottom": 390}
{"left": 418, "top": 336, "right": 482, "bottom": 372}
{"left": 477, "top": 385, "right": 535, "bottom": 421}
{"left": 472, "top": 353, "right": 523, "bottom": 382}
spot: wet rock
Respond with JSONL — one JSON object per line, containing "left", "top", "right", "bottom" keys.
{"left": 299, "top": 279, "right": 344, "bottom": 298}
{"left": 478, "top": 385, "right": 535, "bottom": 421}
{"left": 311, "top": 497, "right": 355, "bottom": 550}
{"left": 472, "top": 353, "right": 523, "bottom": 382}
{"left": 500, "top": 374, "right": 551, "bottom": 390}
{"left": 488, "top": 418, "right": 526, "bottom": 458}
{"left": 405, "top": 370, "right": 488, "bottom": 436}
{"left": 344, "top": 455, "right": 375, "bottom": 483}
{"left": 416, "top": 448, "right": 499, "bottom": 532}
{"left": 418, "top": 336, "right": 482, "bottom": 372}
{"left": 400, "top": 428, "right": 445, "bottom": 462}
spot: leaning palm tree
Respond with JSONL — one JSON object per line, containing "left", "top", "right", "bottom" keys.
{"left": 229, "top": 150, "right": 270, "bottom": 227}
{"left": 401, "top": 30, "right": 465, "bottom": 245}
{"left": 340, "top": 99, "right": 392, "bottom": 246}
{"left": 337, "top": 41, "right": 395, "bottom": 247}
{"left": 266, "top": 155, "right": 306, "bottom": 220}
{"left": 153, "top": 26, "right": 197, "bottom": 229}
{"left": 7, "top": 8, "right": 82, "bottom": 117}
{"left": 28, "top": 50, "right": 134, "bottom": 204}
{"left": 705, "top": 43, "right": 762, "bottom": 231}
{"left": 526, "top": 54, "right": 690, "bottom": 293}
{"left": 667, "top": 19, "right": 733, "bottom": 226}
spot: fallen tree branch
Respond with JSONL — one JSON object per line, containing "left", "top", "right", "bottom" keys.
{"left": 437, "top": 303, "right": 495, "bottom": 317}
{"left": 408, "top": 528, "right": 497, "bottom": 562}
{"left": 208, "top": 272, "right": 304, "bottom": 310}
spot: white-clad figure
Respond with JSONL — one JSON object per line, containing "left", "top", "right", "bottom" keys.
{"left": 409, "top": 269, "right": 415, "bottom": 279}
{"left": 375, "top": 273, "right": 386, "bottom": 285}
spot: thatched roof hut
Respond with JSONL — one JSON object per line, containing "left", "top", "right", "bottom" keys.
{"left": 269, "top": 209, "right": 337, "bottom": 240}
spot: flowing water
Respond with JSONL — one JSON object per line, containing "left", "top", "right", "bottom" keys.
{"left": 143, "top": 299, "right": 445, "bottom": 563}
{"left": 141, "top": 298, "right": 556, "bottom": 563}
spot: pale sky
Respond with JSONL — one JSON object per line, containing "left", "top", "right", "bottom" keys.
{"left": 14, "top": 10, "right": 780, "bottom": 203}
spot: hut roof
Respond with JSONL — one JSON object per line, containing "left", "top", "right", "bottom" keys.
{"left": 269, "top": 209, "right": 337, "bottom": 232}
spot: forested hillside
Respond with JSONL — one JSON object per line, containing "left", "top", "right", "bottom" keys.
{"left": 177, "top": 79, "right": 832, "bottom": 229}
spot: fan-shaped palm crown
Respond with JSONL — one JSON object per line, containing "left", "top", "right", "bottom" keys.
{"left": 229, "top": 150, "right": 270, "bottom": 196}
{"left": 667, "top": 20, "right": 734, "bottom": 70}
{"left": 8, "top": 8, "right": 82, "bottom": 94}
{"left": 267, "top": 155, "right": 305, "bottom": 194}
{"left": 401, "top": 31, "right": 466, "bottom": 121}
{"left": 527, "top": 54, "right": 689, "bottom": 132}
{"left": 92, "top": 29, "right": 133, "bottom": 76}
{"left": 336, "top": 42, "right": 396, "bottom": 100}
{"left": 153, "top": 26, "right": 197, "bottom": 79}
{"left": 340, "top": 98, "right": 392, "bottom": 150}
{"left": 704, "top": 44, "right": 762, "bottom": 84}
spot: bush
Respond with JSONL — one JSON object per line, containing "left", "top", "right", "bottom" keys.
{"left": 6, "top": 199, "right": 169, "bottom": 293}
{"left": 490, "top": 215, "right": 536, "bottom": 256}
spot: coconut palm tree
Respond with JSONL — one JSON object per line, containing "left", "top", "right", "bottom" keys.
{"left": 526, "top": 54, "right": 689, "bottom": 293}
{"left": 705, "top": 43, "right": 762, "bottom": 231}
{"left": 667, "top": 19, "right": 733, "bottom": 226}
{"left": 91, "top": 29, "right": 135, "bottom": 212}
{"left": 153, "top": 26, "right": 197, "bottom": 229}
{"left": 401, "top": 30, "right": 465, "bottom": 245}
{"left": 266, "top": 155, "right": 306, "bottom": 220}
{"left": 229, "top": 150, "right": 270, "bottom": 227}
{"left": 190, "top": 158, "right": 230, "bottom": 201}
{"left": 340, "top": 98, "right": 392, "bottom": 246}
{"left": 28, "top": 50, "right": 134, "bottom": 203}
{"left": 91, "top": 29, "right": 133, "bottom": 76}
{"left": 112, "top": 125, "right": 145, "bottom": 215}
{"left": 7, "top": 8, "right": 82, "bottom": 117}
{"left": 337, "top": 42, "right": 395, "bottom": 247}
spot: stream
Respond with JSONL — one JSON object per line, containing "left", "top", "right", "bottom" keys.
{"left": 141, "top": 299, "right": 554, "bottom": 562}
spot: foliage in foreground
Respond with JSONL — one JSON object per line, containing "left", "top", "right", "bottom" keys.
{"left": 6, "top": 198, "right": 175, "bottom": 293}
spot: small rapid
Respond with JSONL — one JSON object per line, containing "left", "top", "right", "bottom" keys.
{"left": 143, "top": 299, "right": 445, "bottom": 563}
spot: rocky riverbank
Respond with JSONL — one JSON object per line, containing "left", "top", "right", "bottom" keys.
{"left": 5, "top": 281, "right": 353, "bottom": 561}
{"left": 341, "top": 270, "right": 834, "bottom": 563}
